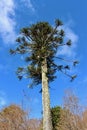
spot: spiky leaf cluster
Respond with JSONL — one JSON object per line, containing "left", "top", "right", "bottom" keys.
{"left": 10, "top": 19, "right": 78, "bottom": 87}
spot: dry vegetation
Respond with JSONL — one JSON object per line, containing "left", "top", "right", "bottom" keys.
{"left": 0, "top": 104, "right": 42, "bottom": 130}
{"left": 0, "top": 89, "right": 87, "bottom": 130}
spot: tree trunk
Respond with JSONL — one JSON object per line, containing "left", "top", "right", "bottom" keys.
{"left": 41, "top": 58, "right": 53, "bottom": 130}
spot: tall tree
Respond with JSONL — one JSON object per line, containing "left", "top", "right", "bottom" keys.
{"left": 10, "top": 19, "right": 78, "bottom": 130}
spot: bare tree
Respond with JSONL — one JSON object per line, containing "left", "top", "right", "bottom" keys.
{"left": 0, "top": 104, "right": 28, "bottom": 130}
{"left": 57, "top": 89, "right": 84, "bottom": 130}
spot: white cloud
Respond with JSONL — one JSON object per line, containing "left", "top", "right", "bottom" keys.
{"left": 0, "top": 0, "right": 16, "bottom": 44}
{"left": 58, "top": 22, "right": 78, "bottom": 57}
{"left": 21, "top": 0, "right": 35, "bottom": 12}
{"left": 65, "top": 27, "right": 78, "bottom": 44}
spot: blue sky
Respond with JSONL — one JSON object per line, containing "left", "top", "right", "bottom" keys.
{"left": 0, "top": 0, "right": 87, "bottom": 118}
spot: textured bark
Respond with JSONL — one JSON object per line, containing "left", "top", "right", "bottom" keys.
{"left": 42, "top": 58, "right": 53, "bottom": 130}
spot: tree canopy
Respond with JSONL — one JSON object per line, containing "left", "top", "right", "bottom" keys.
{"left": 10, "top": 19, "right": 78, "bottom": 88}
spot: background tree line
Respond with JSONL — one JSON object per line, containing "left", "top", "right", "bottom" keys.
{"left": 0, "top": 89, "right": 87, "bottom": 130}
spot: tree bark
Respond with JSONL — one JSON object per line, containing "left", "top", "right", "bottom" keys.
{"left": 41, "top": 58, "right": 53, "bottom": 130}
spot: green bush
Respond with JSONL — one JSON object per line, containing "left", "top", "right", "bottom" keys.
{"left": 51, "top": 106, "right": 62, "bottom": 130}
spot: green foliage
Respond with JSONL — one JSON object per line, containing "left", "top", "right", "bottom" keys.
{"left": 51, "top": 106, "right": 62, "bottom": 130}
{"left": 55, "top": 19, "right": 63, "bottom": 26}
{"left": 66, "top": 39, "right": 72, "bottom": 46}
{"left": 10, "top": 19, "right": 78, "bottom": 88}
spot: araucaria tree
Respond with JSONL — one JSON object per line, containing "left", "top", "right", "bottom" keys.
{"left": 10, "top": 19, "right": 78, "bottom": 130}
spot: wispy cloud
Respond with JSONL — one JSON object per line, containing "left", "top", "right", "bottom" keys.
{"left": 0, "top": 97, "right": 6, "bottom": 106}
{"left": 58, "top": 21, "right": 78, "bottom": 57}
{"left": 0, "top": 91, "right": 7, "bottom": 108}
{"left": 21, "top": 0, "right": 35, "bottom": 12}
{"left": 0, "top": 0, "right": 16, "bottom": 44}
